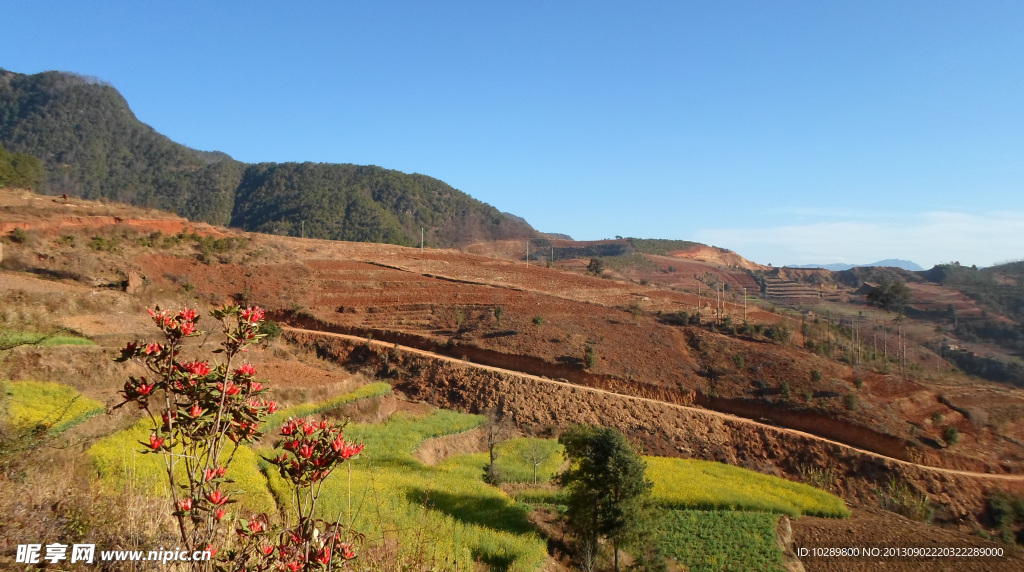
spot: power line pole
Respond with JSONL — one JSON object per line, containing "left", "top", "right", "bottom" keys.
{"left": 697, "top": 279, "right": 702, "bottom": 316}
{"left": 526, "top": 241, "right": 529, "bottom": 268}
{"left": 743, "top": 287, "right": 747, "bottom": 322}
{"left": 421, "top": 228, "right": 424, "bottom": 253}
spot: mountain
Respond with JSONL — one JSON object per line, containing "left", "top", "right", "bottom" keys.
{"left": 788, "top": 259, "right": 924, "bottom": 272}
{"left": 0, "top": 68, "right": 538, "bottom": 247}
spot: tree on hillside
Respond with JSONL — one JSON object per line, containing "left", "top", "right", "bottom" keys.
{"left": 587, "top": 258, "right": 605, "bottom": 275}
{"left": 558, "top": 425, "right": 655, "bottom": 572}
{"left": 867, "top": 279, "right": 912, "bottom": 313}
{"left": 482, "top": 407, "right": 515, "bottom": 484}
{"left": 0, "top": 143, "right": 44, "bottom": 190}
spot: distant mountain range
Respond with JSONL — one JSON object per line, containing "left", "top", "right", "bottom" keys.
{"left": 0, "top": 68, "right": 539, "bottom": 248}
{"left": 787, "top": 259, "right": 924, "bottom": 272}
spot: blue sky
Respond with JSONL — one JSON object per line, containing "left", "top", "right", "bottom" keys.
{"left": 3, "top": 1, "right": 1023, "bottom": 267}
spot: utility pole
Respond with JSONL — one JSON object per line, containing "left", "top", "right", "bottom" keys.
{"left": 301, "top": 220, "right": 304, "bottom": 239}
{"left": 827, "top": 310, "right": 832, "bottom": 360}
{"left": 526, "top": 241, "right": 529, "bottom": 268}
{"left": 420, "top": 228, "right": 424, "bottom": 253}
{"left": 872, "top": 320, "right": 877, "bottom": 362}
{"left": 716, "top": 286, "right": 721, "bottom": 321}
{"left": 743, "top": 287, "right": 747, "bottom": 322}
{"left": 697, "top": 279, "right": 702, "bottom": 316}
{"left": 896, "top": 322, "right": 902, "bottom": 377}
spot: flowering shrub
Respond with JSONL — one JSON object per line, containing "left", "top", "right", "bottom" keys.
{"left": 229, "top": 418, "right": 364, "bottom": 571}
{"left": 115, "top": 305, "right": 363, "bottom": 571}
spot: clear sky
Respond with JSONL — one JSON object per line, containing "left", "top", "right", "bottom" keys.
{"left": 3, "top": 1, "right": 1022, "bottom": 268}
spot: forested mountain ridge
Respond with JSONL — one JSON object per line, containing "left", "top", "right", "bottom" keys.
{"left": 0, "top": 68, "right": 538, "bottom": 247}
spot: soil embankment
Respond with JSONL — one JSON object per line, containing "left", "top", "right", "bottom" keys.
{"left": 283, "top": 327, "right": 1024, "bottom": 522}
{"left": 277, "top": 314, "right": 997, "bottom": 474}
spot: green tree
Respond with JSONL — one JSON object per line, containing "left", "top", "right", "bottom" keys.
{"left": 0, "top": 143, "right": 44, "bottom": 190}
{"left": 584, "top": 344, "right": 597, "bottom": 369}
{"left": 867, "top": 279, "right": 912, "bottom": 313}
{"left": 558, "top": 425, "right": 653, "bottom": 572}
{"left": 587, "top": 258, "right": 605, "bottom": 275}
{"left": 943, "top": 425, "right": 959, "bottom": 446}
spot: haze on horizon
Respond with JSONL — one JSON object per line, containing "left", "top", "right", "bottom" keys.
{"left": 2, "top": 1, "right": 1022, "bottom": 269}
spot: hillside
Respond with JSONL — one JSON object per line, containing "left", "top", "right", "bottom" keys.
{"left": 0, "top": 68, "right": 539, "bottom": 247}
{"left": 4, "top": 189, "right": 1024, "bottom": 570}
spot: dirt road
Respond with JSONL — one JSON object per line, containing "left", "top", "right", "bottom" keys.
{"left": 283, "top": 325, "right": 1024, "bottom": 482}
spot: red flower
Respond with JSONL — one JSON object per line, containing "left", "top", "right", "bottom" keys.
{"left": 184, "top": 360, "right": 212, "bottom": 376}
{"left": 267, "top": 401, "right": 279, "bottom": 413}
{"left": 177, "top": 308, "right": 198, "bottom": 322}
{"left": 180, "top": 321, "right": 196, "bottom": 336}
{"left": 144, "top": 343, "right": 163, "bottom": 355}
{"left": 250, "top": 381, "right": 263, "bottom": 392}
{"left": 249, "top": 517, "right": 265, "bottom": 533}
{"left": 179, "top": 498, "right": 193, "bottom": 511}
{"left": 205, "top": 489, "right": 228, "bottom": 506}
{"left": 285, "top": 562, "right": 302, "bottom": 572}
{"left": 137, "top": 382, "right": 154, "bottom": 396}
{"left": 340, "top": 543, "right": 355, "bottom": 559}
{"left": 298, "top": 445, "right": 314, "bottom": 459}
{"left": 260, "top": 545, "right": 273, "bottom": 556}
{"left": 235, "top": 363, "right": 256, "bottom": 377}
{"left": 149, "top": 435, "right": 165, "bottom": 450}
{"left": 302, "top": 422, "right": 315, "bottom": 436}
{"left": 204, "top": 545, "right": 217, "bottom": 558}
{"left": 240, "top": 306, "right": 265, "bottom": 324}
{"left": 161, "top": 410, "right": 177, "bottom": 428}
{"left": 317, "top": 547, "right": 331, "bottom": 565}
{"left": 342, "top": 443, "right": 364, "bottom": 460}
{"left": 223, "top": 382, "right": 241, "bottom": 396}
{"left": 215, "top": 508, "right": 226, "bottom": 520}
{"left": 188, "top": 403, "right": 204, "bottom": 418}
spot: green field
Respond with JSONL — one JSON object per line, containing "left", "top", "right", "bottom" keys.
{"left": 493, "top": 437, "right": 565, "bottom": 484}
{"left": 85, "top": 382, "right": 849, "bottom": 571}
{"left": 261, "top": 381, "right": 392, "bottom": 430}
{"left": 88, "top": 417, "right": 278, "bottom": 514}
{"left": 509, "top": 450, "right": 849, "bottom": 519}
{"left": 2, "top": 380, "right": 104, "bottom": 432}
{"left": 659, "top": 510, "right": 784, "bottom": 572}
{"left": 647, "top": 457, "right": 850, "bottom": 518}
{"left": 264, "top": 410, "right": 549, "bottom": 572}
{"left": 0, "top": 330, "right": 96, "bottom": 348}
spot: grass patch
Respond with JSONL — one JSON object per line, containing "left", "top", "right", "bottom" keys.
{"left": 89, "top": 383, "right": 394, "bottom": 516}
{"left": 508, "top": 451, "right": 849, "bottom": 519}
{"left": 89, "top": 418, "right": 277, "bottom": 515}
{"left": 2, "top": 380, "right": 104, "bottom": 433}
{"left": 627, "top": 238, "right": 701, "bottom": 256}
{"left": 494, "top": 437, "right": 564, "bottom": 484}
{"left": 0, "top": 329, "right": 95, "bottom": 348}
{"left": 263, "top": 410, "right": 547, "bottom": 572}
{"left": 262, "top": 381, "right": 391, "bottom": 430}
{"left": 647, "top": 457, "right": 850, "bottom": 518}
{"left": 659, "top": 509, "right": 784, "bottom": 572}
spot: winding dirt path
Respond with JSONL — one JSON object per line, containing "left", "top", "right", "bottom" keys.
{"left": 282, "top": 325, "right": 1024, "bottom": 482}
